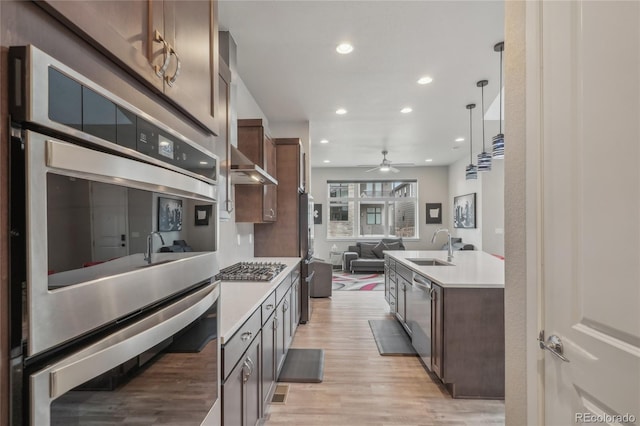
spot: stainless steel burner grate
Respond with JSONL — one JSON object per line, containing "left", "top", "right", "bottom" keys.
{"left": 215, "top": 261, "right": 287, "bottom": 282}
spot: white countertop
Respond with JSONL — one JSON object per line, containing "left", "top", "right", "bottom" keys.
{"left": 385, "top": 250, "right": 504, "bottom": 288}
{"left": 219, "top": 257, "right": 302, "bottom": 344}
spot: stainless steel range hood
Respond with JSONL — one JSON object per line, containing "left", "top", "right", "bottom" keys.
{"left": 230, "top": 145, "right": 278, "bottom": 185}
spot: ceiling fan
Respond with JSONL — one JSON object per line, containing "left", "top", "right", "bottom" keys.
{"left": 358, "top": 150, "right": 414, "bottom": 173}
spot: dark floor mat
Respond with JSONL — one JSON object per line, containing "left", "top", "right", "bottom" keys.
{"left": 368, "top": 319, "right": 417, "bottom": 356}
{"left": 277, "top": 348, "right": 324, "bottom": 383}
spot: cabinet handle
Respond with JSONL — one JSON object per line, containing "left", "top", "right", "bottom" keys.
{"left": 274, "top": 315, "right": 279, "bottom": 328}
{"left": 166, "top": 47, "right": 181, "bottom": 86}
{"left": 283, "top": 300, "right": 289, "bottom": 312}
{"left": 246, "top": 357, "right": 255, "bottom": 377}
{"left": 390, "top": 301, "right": 395, "bottom": 306}
{"left": 242, "top": 360, "right": 250, "bottom": 383}
{"left": 270, "top": 208, "right": 275, "bottom": 216}
{"left": 265, "top": 304, "right": 274, "bottom": 311}
{"left": 241, "top": 331, "right": 252, "bottom": 341}
{"left": 152, "top": 30, "right": 171, "bottom": 77}
{"left": 390, "top": 286, "right": 395, "bottom": 291}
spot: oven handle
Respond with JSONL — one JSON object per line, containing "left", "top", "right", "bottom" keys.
{"left": 46, "top": 281, "right": 219, "bottom": 399}
{"left": 45, "top": 139, "right": 216, "bottom": 201}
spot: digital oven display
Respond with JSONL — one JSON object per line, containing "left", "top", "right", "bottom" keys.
{"left": 158, "top": 136, "right": 174, "bottom": 160}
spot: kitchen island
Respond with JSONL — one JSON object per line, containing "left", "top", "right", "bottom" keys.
{"left": 384, "top": 250, "right": 505, "bottom": 399}
{"left": 219, "top": 257, "right": 302, "bottom": 425}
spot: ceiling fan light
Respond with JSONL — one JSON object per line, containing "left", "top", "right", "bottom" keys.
{"left": 379, "top": 165, "right": 390, "bottom": 172}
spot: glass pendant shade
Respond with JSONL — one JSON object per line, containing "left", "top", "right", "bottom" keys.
{"left": 492, "top": 133, "right": 505, "bottom": 158}
{"left": 465, "top": 163, "right": 478, "bottom": 180}
{"left": 493, "top": 41, "right": 505, "bottom": 159}
{"left": 478, "top": 151, "right": 492, "bottom": 171}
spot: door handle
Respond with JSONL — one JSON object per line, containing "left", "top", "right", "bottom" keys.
{"left": 538, "top": 330, "right": 570, "bottom": 362}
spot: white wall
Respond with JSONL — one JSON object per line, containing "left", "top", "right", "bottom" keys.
{"left": 310, "top": 166, "right": 449, "bottom": 260}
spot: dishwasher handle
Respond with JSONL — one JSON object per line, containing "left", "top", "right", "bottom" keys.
{"left": 413, "top": 275, "right": 432, "bottom": 289}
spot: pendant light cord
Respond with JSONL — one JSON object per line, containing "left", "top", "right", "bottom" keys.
{"left": 469, "top": 107, "right": 473, "bottom": 162}
{"left": 499, "top": 48, "right": 503, "bottom": 134}
{"left": 481, "top": 84, "right": 486, "bottom": 151}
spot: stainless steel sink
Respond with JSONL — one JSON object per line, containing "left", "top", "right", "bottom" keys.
{"left": 406, "top": 258, "right": 453, "bottom": 266}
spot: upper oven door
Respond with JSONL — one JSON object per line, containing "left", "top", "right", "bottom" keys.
{"left": 20, "top": 130, "right": 219, "bottom": 357}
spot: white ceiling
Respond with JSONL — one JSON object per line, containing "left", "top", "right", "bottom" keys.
{"left": 219, "top": 1, "right": 505, "bottom": 168}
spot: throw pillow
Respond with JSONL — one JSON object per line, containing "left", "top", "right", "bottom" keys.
{"left": 372, "top": 241, "right": 388, "bottom": 259}
{"left": 359, "top": 243, "right": 378, "bottom": 259}
{"left": 384, "top": 242, "right": 401, "bottom": 251}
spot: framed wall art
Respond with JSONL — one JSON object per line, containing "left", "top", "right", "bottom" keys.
{"left": 158, "top": 197, "right": 183, "bottom": 232}
{"left": 453, "top": 193, "right": 476, "bottom": 229}
{"left": 425, "top": 203, "right": 442, "bottom": 224}
{"left": 194, "top": 205, "right": 213, "bottom": 226}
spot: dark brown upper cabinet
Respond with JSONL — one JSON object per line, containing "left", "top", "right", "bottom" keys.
{"left": 38, "top": 0, "right": 219, "bottom": 135}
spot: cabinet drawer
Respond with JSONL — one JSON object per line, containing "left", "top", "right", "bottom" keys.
{"left": 389, "top": 267, "right": 397, "bottom": 282}
{"left": 396, "top": 263, "right": 412, "bottom": 282}
{"left": 261, "top": 291, "right": 277, "bottom": 325}
{"left": 222, "top": 308, "right": 261, "bottom": 380}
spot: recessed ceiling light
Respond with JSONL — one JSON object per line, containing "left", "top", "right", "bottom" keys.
{"left": 199, "top": 161, "right": 208, "bottom": 165}
{"left": 320, "top": 139, "right": 329, "bottom": 144}
{"left": 323, "top": 160, "right": 331, "bottom": 163}
{"left": 336, "top": 108, "right": 347, "bottom": 115}
{"left": 336, "top": 43, "right": 354, "bottom": 54}
{"left": 400, "top": 107, "right": 413, "bottom": 114}
{"left": 455, "top": 137, "right": 465, "bottom": 142}
{"left": 418, "top": 76, "right": 433, "bottom": 85}
{"left": 425, "top": 159, "right": 433, "bottom": 162}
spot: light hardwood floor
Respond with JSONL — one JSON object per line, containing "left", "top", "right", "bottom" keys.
{"left": 264, "top": 291, "right": 505, "bottom": 426}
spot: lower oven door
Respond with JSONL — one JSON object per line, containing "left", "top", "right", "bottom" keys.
{"left": 28, "top": 281, "right": 220, "bottom": 426}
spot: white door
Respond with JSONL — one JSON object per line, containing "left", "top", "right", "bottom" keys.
{"left": 540, "top": 1, "right": 640, "bottom": 424}
{"left": 90, "top": 182, "right": 129, "bottom": 262}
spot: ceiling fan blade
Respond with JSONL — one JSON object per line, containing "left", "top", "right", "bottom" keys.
{"left": 390, "top": 166, "right": 400, "bottom": 173}
{"left": 365, "top": 166, "right": 379, "bottom": 172}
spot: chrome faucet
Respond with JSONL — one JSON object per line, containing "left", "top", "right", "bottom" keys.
{"left": 145, "top": 231, "right": 165, "bottom": 264}
{"left": 431, "top": 228, "right": 453, "bottom": 262}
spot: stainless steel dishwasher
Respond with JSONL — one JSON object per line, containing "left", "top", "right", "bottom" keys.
{"left": 409, "top": 273, "right": 433, "bottom": 370}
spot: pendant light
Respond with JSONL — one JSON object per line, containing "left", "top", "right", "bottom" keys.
{"left": 465, "top": 103, "right": 478, "bottom": 180}
{"left": 492, "top": 41, "right": 505, "bottom": 158}
{"left": 477, "top": 79, "right": 492, "bottom": 171}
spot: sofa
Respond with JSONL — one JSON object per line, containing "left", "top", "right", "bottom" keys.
{"left": 342, "top": 238, "right": 405, "bottom": 273}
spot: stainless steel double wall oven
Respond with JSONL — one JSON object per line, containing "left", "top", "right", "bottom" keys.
{"left": 9, "top": 46, "right": 221, "bottom": 425}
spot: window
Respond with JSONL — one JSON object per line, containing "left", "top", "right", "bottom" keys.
{"left": 327, "top": 180, "right": 418, "bottom": 239}
{"left": 366, "top": 207, "right": 382, "bottom": 225}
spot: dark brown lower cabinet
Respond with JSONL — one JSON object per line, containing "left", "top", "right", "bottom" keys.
{"left": 222, "top": 334, "right": 261, "bottom": 425}
{"left": 431, "top": 283, "right": 504, "bottom": 399}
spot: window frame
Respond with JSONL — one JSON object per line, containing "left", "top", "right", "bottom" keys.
{"left": 326, "top": 180, "right": 419, "bottom": 240}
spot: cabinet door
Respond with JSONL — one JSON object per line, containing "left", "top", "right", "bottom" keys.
{"left": 163, "top": 0, "right": 219, "bottom": 134}
{"left": 384, "top": 264, "right": 390, "bottom": 303}
{"left": 244, "top": 337, "right": 261, "bottom": 426}
{"left": 396, "top": 280, "right": 406, "bottom": 323}
{"left": 39, "top": 0, "right": 164, "bottom": 92}
{"left": 431, "top": 284, "right": 444, "bottom": 379}
{"left": 282, "top": 289, "right": 292, "bottom": 353}
{"left": 263, "top": 136, "right": 277, "bottom": 221}
{"left": 293, "top": 276, "right": 301, "bottom": 328}
{"left": 222, "top": 352, "right": 245, "bottom": 426}
{"left": 261, "top": 313, "right": 277, "bottom": 412}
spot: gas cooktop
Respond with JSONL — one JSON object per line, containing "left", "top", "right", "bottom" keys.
{"left": 215, "top": 261, "right": 287, "bottom": 282}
